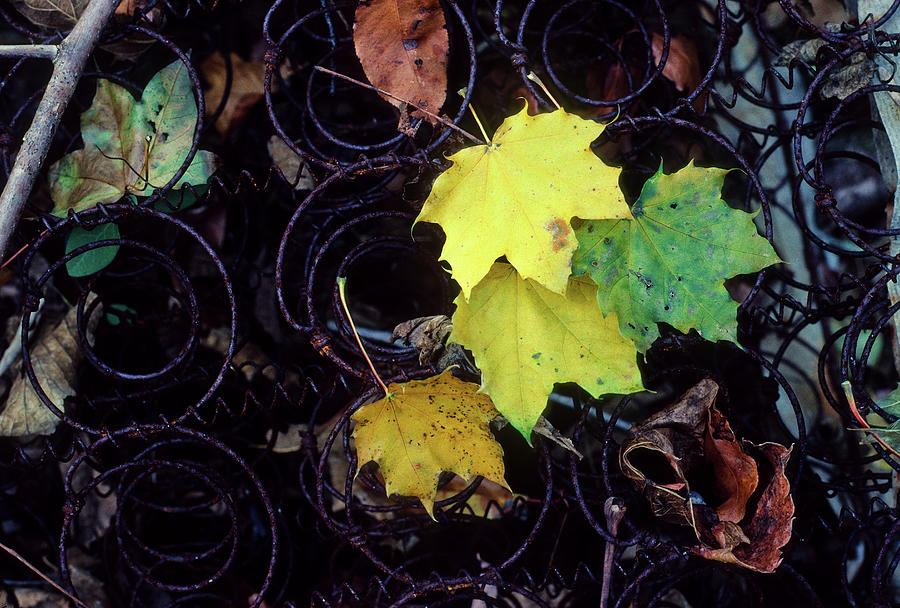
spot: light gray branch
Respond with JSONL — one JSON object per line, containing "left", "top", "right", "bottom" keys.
{"left": 0, "top": 45, "right": 59, "bottom": 60}
{"left": 0, "top": 0, "right": 120, "bottom": 260}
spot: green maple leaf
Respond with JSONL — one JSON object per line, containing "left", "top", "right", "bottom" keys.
{"left": 48, "top": 59, "right": 217, "bottom": 215}
{"left": 451, "top": 262, "right": 643, "bottom": 439}
{"left": 572, "top": 162, "right": 780, "bottom": 351}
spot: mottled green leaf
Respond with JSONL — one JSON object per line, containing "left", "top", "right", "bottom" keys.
{"left": 572, "top": 162, "right": 781, "bottom": 351}
{"left": 65, "top": 223, "right": 119, "bottom": 277}
{"left": 48, "top": 59, "right": 217, "bottom": 216}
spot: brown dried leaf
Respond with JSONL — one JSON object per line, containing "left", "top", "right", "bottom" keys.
{"left": 10, "top": 0, "right": 87, "bottom": 29}
{"left": 692, "top": 443, "right": 794, "bottom": 572}
{"left": 651, "top": 34, "right": 702, "bottom": 92}
{"left": 11, "top": 0, "right": 158, "bottom": 59}
{"left": 202, "top": 53, "right": 266, "bottom": 136}
{"left": 620, "top": 379, "right": 794, "bottom": 573}
{"left": 433, "top": 475, "right": 514, "bottom": 519}
{"left": 353, "top": 0, "right": 449, "bottom": 133}
{"left": 775, "top": 38, "right": 826, "bottom": 67}
{"left": 267, "top": 136, "right": 314, "bottom": 191}
{"left": 0, "top": 300, "right": 98, "bottom": 437}
{"left": 62, "top": 460, "right": 117, "bottom": 548}
{"left": 585, "top": 57, "right": 632, "bottom": 103}
{"left": 392, "top": 314, "right": 451, "bottom": 365}
{"left": 705, "top": 406, "right": 758, "bottom": 523}
{"left": 820, "top": 51, "right": 876, "bottom": 100}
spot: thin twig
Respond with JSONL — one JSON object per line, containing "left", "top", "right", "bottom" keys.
{"left": 0, "top": 45, "right": 59, "bottom": 60}
{"left": 0, "top": 0, "right": 121, "bottom": 260}
{"left": 600, "top": 497, "right": 625, "bottom": 608}
{"left": 313, "top": 65, "right": 485, "bottom": 145}
{"left": 0, "top": 540, "right": 90, "bottom": 608}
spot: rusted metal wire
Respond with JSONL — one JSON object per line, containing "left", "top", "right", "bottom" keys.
{"left": 2, "top": 0, "right": 900, "bottom": 605}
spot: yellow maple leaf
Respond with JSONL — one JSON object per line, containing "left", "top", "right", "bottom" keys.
{"left": 351, "top": 369, "right": 509, "bottom": 518}
{"left": 450, "top": 262, "right": 643, "bottom": 439}
{"left": 415, "top": 104, "right": 631, "bottom": 299}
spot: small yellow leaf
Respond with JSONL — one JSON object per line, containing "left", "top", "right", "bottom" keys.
{"left": 450, "top": 262, "right": 643, "bottom": 438}
{"left": 350, "top": 369, "right": 509, "bottom": 518}
{"left": 415, "top": 105, "right": 631, "bottom": 298}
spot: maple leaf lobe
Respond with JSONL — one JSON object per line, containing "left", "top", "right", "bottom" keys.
{"left": 415, "top": 105, "right": 631, "bottom": 299}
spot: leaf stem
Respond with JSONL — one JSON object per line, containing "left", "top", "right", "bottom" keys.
{"left": 337, "top": 276, "right": 390, "bottom": 398}
{"left": 312, "top": 66, "right": 485, "bottom": 145}
{"left": 526, "top": 71, "right": 562, "bottom": 110}
{"left": 841, "top": 380, "right": 900, "bottom": 459}
{"left": 0, "top": 540, "right": 90, "bottom": 608}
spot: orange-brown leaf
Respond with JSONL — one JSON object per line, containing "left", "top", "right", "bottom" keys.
{"left": 651, "top": 34, "right": 702, "bottom": 93}
{"left": 202, "top": 53, "right": 266, "bottom": 136}
{"left": 705, "top": 406, "right": 758, "bottom": 523}
{"left": 353, "top": 0, "right": 448, "bottom": 133}
{"left": 621, "top": 379, "right": 794, "bottom": 573}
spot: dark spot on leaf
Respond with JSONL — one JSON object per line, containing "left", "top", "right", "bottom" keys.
{"left": 415, "top": 58, "right": 423, "bottom": 66}
{"left": 532, "top": 352, "right": 541, "bottom": 360}
{"left": 412, "top": 18, "right": 422, "bottom": 30}
{"left": 670, "top": 203, "right": 677, "bottom": 209}
{"left": 587, "top": 224, "right": 594, "bottom": 233}
{"left": 403, "top": 39, "right": 419, "bottom": 50}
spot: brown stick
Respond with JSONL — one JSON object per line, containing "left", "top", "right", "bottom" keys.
{"left": 0, "top": 45, "right": 58, "bottom": 60}
{"left": 313, "top": 65, "right": 486, "bottom": 145}
{"left": 600, "top": 497, "right": 626, "bottom": 608}
{"left": 0, "top": 0, "right": 121, "bottom": 260}
{"left": 0, "top": 540, "right": 90, "bottom": 608}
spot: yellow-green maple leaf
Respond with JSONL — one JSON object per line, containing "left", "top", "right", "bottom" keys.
{"left": 572, "top": 162, "right": 781, "bottom": 351}
{"left": 48, "top": 59, "right": 217, "bottom": 215}
{"left": 450, "top": 262, "right": 643, "bottom": 439}
{"left": 351, "top": 369, "right": 509, "bottom": 518}
{"left": 415, "top": 105, "right": 631, "bottom": 299}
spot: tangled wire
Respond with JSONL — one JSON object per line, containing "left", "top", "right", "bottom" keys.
{"left": 1, "top": 0, "right": 899, "bottom": 606}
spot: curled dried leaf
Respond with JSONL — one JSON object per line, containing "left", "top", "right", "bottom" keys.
{"left": 392, "top": 315, "right": 451, "bottom": 365}
{"left": 620, "top": 379, "right": 794, "bottom": 573}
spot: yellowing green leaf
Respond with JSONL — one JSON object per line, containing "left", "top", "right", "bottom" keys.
{"left": 351, "top": 369, "right": 508, "bottom": 518}
{"left": 572, "top": 163, "right": 781, "bottom": 351}
{"left": 49, "top": 59, "right": 217, "bottom": 215}
{"left": 415, "top": 105, "right": 631, "bottom": 299}
{"left": 450, "top": 262, "right": 643, "bottom": 439}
